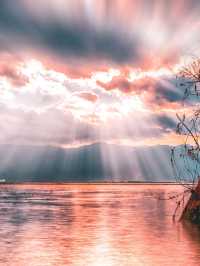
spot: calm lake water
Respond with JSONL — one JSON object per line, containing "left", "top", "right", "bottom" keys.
{"left": 0, "top": 184, "right": 200, "bottom": 266}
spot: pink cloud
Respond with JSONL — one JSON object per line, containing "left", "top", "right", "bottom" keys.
{"left": 77, "top": 92, "right": 98, "bottom": 102}
{"left": 0, "top": 54, "right": 28, "bottom": 87}
{"left": 97, "top": 75, "right": 156, "bottom": 94}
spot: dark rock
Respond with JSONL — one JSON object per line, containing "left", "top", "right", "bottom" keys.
{"left": 181, "top": 179, "right": 200, "bottom": 224}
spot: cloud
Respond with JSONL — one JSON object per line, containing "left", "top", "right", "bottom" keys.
{"left": 0, "top": 54, "right": 188, "bottom": 147}
{"left": 157, "top": 114, "right": 176, "bottom": 132}
{"left": 2, "top": 0, "right": 197, "bottom": 67}
{"left": 0, "top": 54, "right": 28, "bottom": 86}
{"left": 97, "top": 76, "right": 136, "bottom": 94}
{"left": 97, "top": 72, "right": 184, "bottom": 110}
{"left": 77, "top": 92, "right": 98, "bottom": 102}
{"left": 1, "top": 1, "right": 198, "bottom": 150}
{"left": 97, "top": 74, "right": 160, "bottom": 94}
{"left": 45, "top": 61, "right": 108, "bottom": 79}
{"left": 0, "top": 1, "right": 139, "bottom": 64}
{"left": 0, "top": 104, "right": 99, "bottom": 146}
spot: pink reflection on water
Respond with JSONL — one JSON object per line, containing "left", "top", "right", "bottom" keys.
{"left": 0, "top": 184, "right": 200, "bottom": 266}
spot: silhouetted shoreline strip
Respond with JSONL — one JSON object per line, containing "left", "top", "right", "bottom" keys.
{"left": 0, "top": 181, "right": 191, "bottom": 186}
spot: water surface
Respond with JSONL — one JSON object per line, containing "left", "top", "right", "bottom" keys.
{"left": 0, "top": 184, "right": 200, "bottom": 266}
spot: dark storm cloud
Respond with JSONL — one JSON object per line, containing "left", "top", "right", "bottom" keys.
{"left": 157, "top": 87, "right": 181, "bottom": 102}
{"left": 0, "top": 1, "right": 138, "bottom": 63}
{"left": 155, "top": 79, "right": 182, "bottom": 103}
{"left": 157, "top": 114, "right": 176, "bottom": 131}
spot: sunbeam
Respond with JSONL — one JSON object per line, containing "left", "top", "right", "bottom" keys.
{"left": 0, "top": 0, "right": 199, "bottom": 182}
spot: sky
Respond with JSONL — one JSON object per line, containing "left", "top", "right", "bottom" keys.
{"left": 0, "top": 0, "right": 200, "bottom": 149}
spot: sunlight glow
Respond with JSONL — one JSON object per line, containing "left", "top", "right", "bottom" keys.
{"left": 118, "top": 96, "right": 144, "bottom": 115}
{"left": 128, "top": 68, "right": 172, "bottom": 82}
{"left": 92, "top": 69, "right": 121, "bottom": 83}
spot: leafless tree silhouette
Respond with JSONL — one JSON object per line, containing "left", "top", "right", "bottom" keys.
{"left": 160, "top": 59, "right": 200, "bottom": 222}
{"left": 171, "top": 59, "right": 200, "bottom": 187}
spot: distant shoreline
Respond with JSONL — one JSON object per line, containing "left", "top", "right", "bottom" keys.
{"left": 0, "top": 181, "right": 190, "bottom": 186}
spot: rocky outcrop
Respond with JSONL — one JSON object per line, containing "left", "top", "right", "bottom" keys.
{"left": 181, "top": 179, "right": 200, "bottom": 224}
